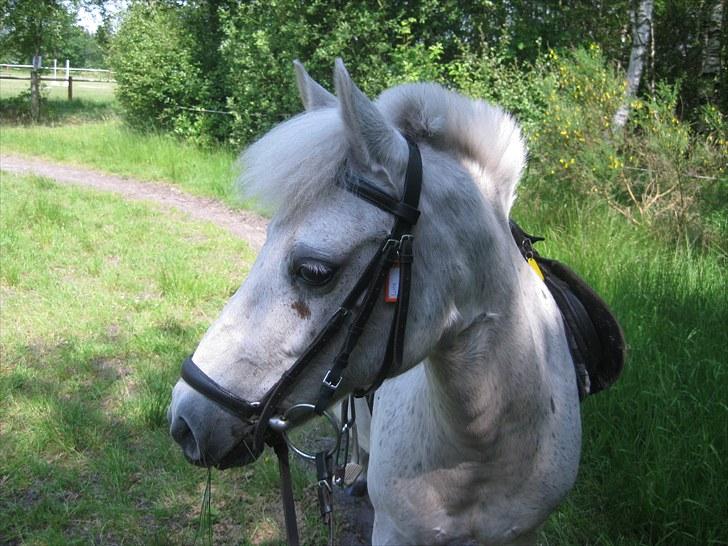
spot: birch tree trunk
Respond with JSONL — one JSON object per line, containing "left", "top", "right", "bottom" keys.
{"left": 701, "top": 0, "right": 723, "bottom": 77}
{"left": 612, "top": 0, "right": 654, "bottom": 130}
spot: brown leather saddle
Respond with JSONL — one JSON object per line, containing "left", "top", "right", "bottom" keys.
{"left": 510, "top": 221, "right": 626, "bottom": 400}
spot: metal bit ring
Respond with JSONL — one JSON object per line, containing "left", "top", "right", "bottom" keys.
{"left": 268, "top": 403, "right": 341, "bottom": 461}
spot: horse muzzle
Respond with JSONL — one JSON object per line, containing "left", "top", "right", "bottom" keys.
{"left": 167, "top": 378, "right": 264, "bottom": 469}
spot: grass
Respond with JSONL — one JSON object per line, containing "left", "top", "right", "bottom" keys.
{"left": 1, "top": 82, "right": 726, "bottom": 543}
{"left": 512, "top": 201, "right": 728, "bottom": 545}
{"left": 0, "top": 76, "right": 116, "bottom": 103}
{"left": 0, "top": 120, "right": 239, "bottom": 204}
{"left": 2, "top": 174, "right": 725, "bottom": 546}
{"left": 1, "top": 81, "right": 241, "bottom": 208}
{"left": 0, "top": 173, "right": 326, "bottom": 545}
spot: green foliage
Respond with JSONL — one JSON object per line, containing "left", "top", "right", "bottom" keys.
{"left": 0, "top": 0, "right": 108, "bottom": 66}
{"left": 0, "top": 0, "right": 74, "bottom": 62}
{"left": 61, "top": 25, "right": 106, "bottom": 67}
{"left": 109, "top": 3, "right": 205, "bottom": 138}
{"left": 523, "top": 47, "right": 728, "bottom": 252}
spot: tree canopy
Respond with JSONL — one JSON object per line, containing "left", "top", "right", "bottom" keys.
{"left": 0, "top": 0, "right": 109, "bottom": 66}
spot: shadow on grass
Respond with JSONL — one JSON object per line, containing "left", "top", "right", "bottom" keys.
{"left": 551, "top": 258, "right": 728, "bottom": 545}
{"left": 0, "top": 318, "right": 324, "bottom": 545}
{"left": 0, "top": 323, "right": 204, "bottom": 544}
{"left": 0, "top": 94, "right": 118, "bottom": 125}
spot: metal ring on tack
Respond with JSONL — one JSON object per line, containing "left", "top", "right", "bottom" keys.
{"left": 268, "top": 403, "right": 341, "bottom": 461}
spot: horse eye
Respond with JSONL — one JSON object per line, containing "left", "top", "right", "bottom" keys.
{"left": 296, "top": 261, "right": 336, "bottom": 287}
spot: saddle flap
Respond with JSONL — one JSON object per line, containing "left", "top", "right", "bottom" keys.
{"left": 538, "top": 257, "right": 626, "bottom": 395}
{"left": 509, "top": 220, "right": 625, "bottom": 398}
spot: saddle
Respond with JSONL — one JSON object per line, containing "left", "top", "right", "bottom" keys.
{"left": 510, "top": 221, "right": 625, "bottom": 400}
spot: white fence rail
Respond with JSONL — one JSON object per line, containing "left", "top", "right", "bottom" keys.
{"left": 0, "top": 62, "right": 114, "bottom": 82}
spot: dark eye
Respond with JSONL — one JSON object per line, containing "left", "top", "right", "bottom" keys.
{"left": 295, "top": 261, "right": 336, "bottom": 287}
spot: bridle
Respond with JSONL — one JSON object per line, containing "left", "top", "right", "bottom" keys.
{"left": 177, "top": 136, "right": 423, "bottom": 545}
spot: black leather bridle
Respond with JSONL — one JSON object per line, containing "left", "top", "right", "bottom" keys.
{"left": 177, "top": 136, "right": 422, "bottom": 545}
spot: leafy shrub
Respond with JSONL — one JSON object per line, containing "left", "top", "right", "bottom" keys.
{"left": 111, "top": 2, "right": 725, "bottom": 251}
{"left": 524, "top": 46, "right": 727, "bottom": 252}
{"left": 109, "top": 4, "right": 205, "bottom": 139}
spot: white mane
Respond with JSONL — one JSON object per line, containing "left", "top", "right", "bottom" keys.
{"left": 377, "top": 83, "right": 526, "bottom": 215}
{"left": 239, "top": 82, "right": 526, "bottom": 217}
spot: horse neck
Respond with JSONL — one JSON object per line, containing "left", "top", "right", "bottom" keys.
{"left": 423, "top": 227, "right": 561, "bottom": 453}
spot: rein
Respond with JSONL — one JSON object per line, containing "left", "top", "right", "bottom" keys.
{"left": 178, "top": 136, "right": 423, "bottom": 545}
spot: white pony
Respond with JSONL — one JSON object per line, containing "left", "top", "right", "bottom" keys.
{"left": 168, "top": 59, "right": 582, "bottom": 545}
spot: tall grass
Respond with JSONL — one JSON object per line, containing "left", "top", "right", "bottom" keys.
{"left": 513, "top": 201, "right": 728, "bottom": 545}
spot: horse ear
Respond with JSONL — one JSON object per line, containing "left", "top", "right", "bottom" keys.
{"left": 333, "top": 58, "right": 408, "bottom": 172}
{"left": 294, "top": 60, "right": 336, "bottom": 111}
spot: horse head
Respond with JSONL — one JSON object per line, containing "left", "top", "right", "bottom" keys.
{"left": 168, "top": 59, "right": 526, "bottom": 472}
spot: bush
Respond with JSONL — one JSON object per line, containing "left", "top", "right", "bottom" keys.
{"left": 523, "top": 46, "right": 727, "bottom": 252}
{"left": 111, "top": 3, "right": 726, "bottom": 251}
{"left": 109, "top": 4, "right": 208, "bottom": 141}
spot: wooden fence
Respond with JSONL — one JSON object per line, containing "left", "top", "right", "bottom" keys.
{"left": 0, "top": 62, "right": 115, "bottom": 119}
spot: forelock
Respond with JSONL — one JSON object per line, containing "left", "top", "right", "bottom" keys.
{"left": 237, "top": 108, "right": 347, "bottom": 215}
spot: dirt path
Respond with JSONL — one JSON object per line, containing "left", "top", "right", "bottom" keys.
{"left": 0, "top": 153, "right": 268, "bottom": 252}
{"left": 0, "top": 152, "right": 375, "bottom": 545}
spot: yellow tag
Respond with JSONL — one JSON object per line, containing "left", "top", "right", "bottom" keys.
{"left": 528, "top": 257, "right": 544, "bottom": 280}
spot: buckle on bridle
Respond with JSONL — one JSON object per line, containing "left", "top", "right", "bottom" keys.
{"left": 321, "top": 370, "right": 342, "bottom": 391}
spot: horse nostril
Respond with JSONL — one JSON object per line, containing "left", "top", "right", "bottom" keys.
{"left": 170, "top": 415, "right": 202, "bottom": 462}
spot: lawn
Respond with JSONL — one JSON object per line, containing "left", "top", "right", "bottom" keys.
{"left": 0, "top": 173, "right": 326, "bottom": 545}
{"left": 1, "top": 81, "right": 242, "bottom": 209}
{"left": 0, "top": 120, "right": 240, "bottom": 205}
{"left": 0, "top": 77, "right": 116, "bottom": 103}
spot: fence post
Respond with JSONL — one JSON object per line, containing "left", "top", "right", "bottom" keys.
{"left": 53, "top": 59, "right": 57, "bottom": 77}
{"left": 68, "top": 76, "right": 73, "bottom": 101}
{"left": 65, "top": 59, "right": 70, "bottom": 80}
{"left": 31, "top": 55, "right": 41, "bottom": 122}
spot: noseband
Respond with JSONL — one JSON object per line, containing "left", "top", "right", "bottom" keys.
{"left": 179, "top": 135, "right": 422, "bottom": 457}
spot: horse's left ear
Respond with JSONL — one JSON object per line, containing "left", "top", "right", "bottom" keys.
{"left": 294, "top": 60, "right": 336, "bottom": 111}
{"left": 333, "top": 58, "right": 408, "bottom": 175}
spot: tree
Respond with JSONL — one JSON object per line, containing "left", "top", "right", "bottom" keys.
{"left": 0, "top": 0, "right": 77, "bottom": 63}
{"left": 613, "top": 0, "right": 654, "bottom": 129}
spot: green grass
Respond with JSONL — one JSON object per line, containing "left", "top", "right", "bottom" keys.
{"left": 0, "top": 76, "right": 118, "bottom": 125}
{"left": 0, "top": 173, "right": 326, "bottom": 545}
{"left": 512, "top": 201, "right": 728, "bottom": 545}
{"left": 0, "top": 120, "right": 240, "bottom": 205}
{"left": 0, "top": 76, "right": 116, "bottom": 103}
{"left": 1, "top": 81, "right": 243, "bottom": 209}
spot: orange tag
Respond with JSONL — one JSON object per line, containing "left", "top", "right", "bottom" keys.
{"left": 528, "top": 257, "right": 544, "bottom": 280}
{"left": 385, "top": 265, "right": 400, "bottom": 302}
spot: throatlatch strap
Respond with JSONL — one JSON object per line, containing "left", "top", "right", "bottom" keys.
{"left": 316, "top": 137, "right": 422, "bottom": 408}
{"left": 360, "top": 234, "right": 414, "bottom": 395}
{"left": 314, "top": 238, "right": 400, "bottom": 413}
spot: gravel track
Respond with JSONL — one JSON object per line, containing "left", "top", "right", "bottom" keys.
{"left": 0, "top": 153, "right": 268, "bottom": 252}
